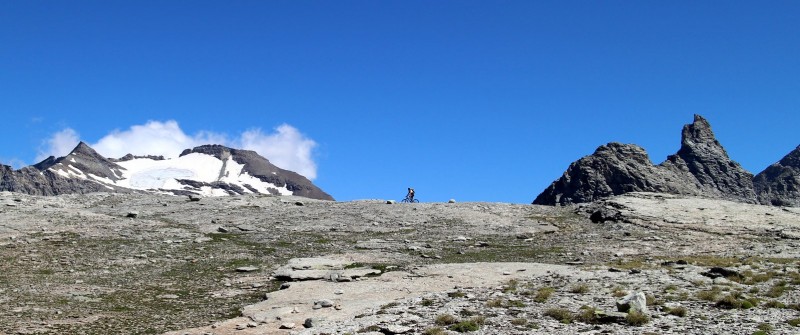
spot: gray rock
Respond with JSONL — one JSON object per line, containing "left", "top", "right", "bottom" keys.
{"left": 534, "top": 115, "right": 758, "bottom": 205}
{"left": 235, "top": 266, "right": 259, "bottom": 273}
{"left": 380, "top": 325, "right": 412, "bottom": 334}
{"left": 315, "top": 299, "right": 334, "bottom": 307}
{"left": 754, "top": 145, "right": 800, "bottom": 207}
{"left": 303, "top": 317, "right": 315, "bottom": 328}
{"left": 126, "top": 211, "right": 139, "bottom": 218}
{"left": 616, "top": 291, "right": 647, "bottom": 314}
{"left": 279, "top": 322, "right": 295, "bottom": 329}
{"left": 448, "top": 199, "right": 456, "bottom": 203}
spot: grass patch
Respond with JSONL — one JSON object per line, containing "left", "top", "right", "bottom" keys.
{"left": 423, "top": 327, "right": 445, "bottom": 335}
{"left": 448, "top": 319, "right": 480, "bottom": 333}
{"left": 625, "top": 310, "right": 650, "bottom": 326}
{"left": 447, "top": 291, "right": 466, "bottom": 298}
{"left": 511, "top": 318, "right": 527, "bottom": 326}
{"left": 530, "top": 287, "right": 555, "bottom": 303}
{"left": 664, "top": 306, "right": 687, "bottom": 317}
{"left": 696, "top": 286, "right": 722, "bottom": 302}
{"left": 435, "top": 314, "right": 457, "bottom": 326}
{"left": 543, "top": 308, "right": 573, "bottom": 324}
{"left": 503, "top": 279, "right": 519, "bottom": 293}
{"left": 766, "top": 281, "right": 788, "bottom": 298}
{"left": 575, "top": 306, "right": 598, "bottom": 324}
{"left": 764, "top": 300, "right": 786, "bottom": 309}
{"left": 788, "top": 318, "right": 800, "bottom": 327}
{"left": 570, "top": 283, "right": 590, "bottom": 294}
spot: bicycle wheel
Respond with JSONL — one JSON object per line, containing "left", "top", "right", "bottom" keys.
{"left": 412, "top": 199, "right": 419, "bottom": 203}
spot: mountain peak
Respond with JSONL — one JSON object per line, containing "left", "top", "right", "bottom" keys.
{"left": 779, "top": 145, "right": 800, "bottom": 167}
{"left": 679, "top": 114, "right": 723, "bottom": 153}
{"left": 535, "top": 115, "right": 757, "bottom": 205}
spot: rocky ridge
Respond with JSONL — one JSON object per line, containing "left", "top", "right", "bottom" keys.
{"left": 0, "top": 142, "right": 332, "bottom": 200}
{"left": 534, "top": 115, "right": 795, "bottom": 206}
{"left": 754, "top": 145, "right": 800, "bottom": 207}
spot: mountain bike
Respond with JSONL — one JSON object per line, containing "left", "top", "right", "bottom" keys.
{"left": 401, "top": 196, "right": 419, "bottom": 203}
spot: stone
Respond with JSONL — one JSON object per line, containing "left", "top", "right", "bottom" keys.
{"left": 315, "top": 299, "right": 334, "bottom": 307}
{"left": 303, "top": 318, "right": 315, "bottom": 328}
{"left": 217, "top": 226, "right": 230, "bottom": 233}
{"left": 235, "top": 266, "right": 259, "bottom": 273}
{"left": 279, "top": 322, "right": 295, "bottom": 329}
{"left": 616, "top": 291, "right": 647, "bottom": 314}
{"left": 188, "top": 195, "right": 202, "bottom": 202}
{"left": 126, "top": 211, "right": 139, "bottom": 218}
{"left": 448, "top": 199, "right": 456, "bottom": 203}
{"left": 380, "top": 325, "right": 412, "bottom": 334}
{"left": 386, "top": 200, "right": 396, "bottom": 204}
{"left": 236, "top": 224, "right": 257, "bottom": 232}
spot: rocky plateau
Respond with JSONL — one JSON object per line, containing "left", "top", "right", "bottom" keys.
{"left": 1, "top": 191, "right": 799, "bottom": 335}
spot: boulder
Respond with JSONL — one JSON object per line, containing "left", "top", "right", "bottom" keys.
{"left": 616, "top": 291, "right": 647, "bottom": 314}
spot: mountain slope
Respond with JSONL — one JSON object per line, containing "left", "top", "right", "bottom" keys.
{"left": 754, "top": 145, "right": 800, "bottom": 206}
{"left": 534, "top": 115, "right": 758, "bottom": 205}
{"left": 1, "top": 143, "right": 333, "bottom": 200}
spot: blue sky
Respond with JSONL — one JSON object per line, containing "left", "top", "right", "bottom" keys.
{"left": 1, "top": 1, "right": 798, "bottom": 203}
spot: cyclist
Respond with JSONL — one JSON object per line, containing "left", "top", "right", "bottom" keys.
{"left": 407, "top": 187, "right": 415, "bottom": 202}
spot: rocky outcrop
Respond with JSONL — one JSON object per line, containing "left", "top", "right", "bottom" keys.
{"left": 534, "top": 115, "right": 758, "bottom": 205}
{"left": 660, "top": 115, "right": 755, "bottom": 203}
{"left": 0, "top": 164, "right": 114, "bottom": 195}
{"left": 45, "top": 142, "right": 127, "bottom": 182}
{"left": 1, "top": 143, "right": 126, "bottom": 195}
{"left": 532, "top": 143, "right": 697, "bottom": 205}
{"left": 180, "top": 145, "right": 334, "bottom": 201}
{"left": 753, "top": 146, "right": 800, "bottom": 206}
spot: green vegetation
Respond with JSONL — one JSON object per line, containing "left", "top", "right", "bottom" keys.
{"left": 435, "top": 314, "right": 457, "bottom": 326}
{"left": 664, "top": 305, "right": 687, "bottom": 317}
{"left": 544, "top": 308, "right": 573, "bottom": 324}
{"left": 788, "top": 318, "right": 800, "bottom": 327}
{"left": 423, "top": 327, "right": 445, "bottom": 335}
{"left": 570, "top": 283, "right": 590, "bottom": 294}
{"left": 530, "top": 287, "right": 555, "bottom": 303}
{"left": 448, "top": 320, "right": 480, "bottom": 332}
{"left": 625, "top": 310, "right": 650, "bottom": 326}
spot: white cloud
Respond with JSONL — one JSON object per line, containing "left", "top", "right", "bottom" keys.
{"left": 92, "top": 120, "right": 226, "bottom": 159}
{"left": 37, "top": 120, "right": 319, "bottom": 180}
{"left": 239, "top": 124, "right": 318, "bottom": 180}
{"left": 36, "top": 128, "right": 80, "bottom": 162}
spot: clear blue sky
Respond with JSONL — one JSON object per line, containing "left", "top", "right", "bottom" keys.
{"left": 1, "top": 1, "right": 798, "bottom": 203}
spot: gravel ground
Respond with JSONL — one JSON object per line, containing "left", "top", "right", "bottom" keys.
{"left": 0, "top": 191, "right": 799, "bottom": 335}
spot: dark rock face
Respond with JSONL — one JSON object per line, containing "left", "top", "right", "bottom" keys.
{"left": 1, "top": 142, "right": 126, "bottom": 195}
{"left": 180, "top": 144, "right": 334, "bottom": 201}
{"left": 754, "top": 146, "right": 800, "bottom": 206}
{"left": 532, "top": 143, "right": 696, "bottom": 205}
{"left": 660, "top": 115, "right": 756, "bottom": 202}
{"left": 534, "top": 115, "right": 758, "bottom": 205}
{"left": 0, "top": 165, "right": 114, "bottom": 195}
{"left": 46, "top": 142, "right": 127, "bottom": 182}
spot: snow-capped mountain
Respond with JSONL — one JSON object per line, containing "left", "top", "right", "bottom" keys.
{"left": 0, "top": 142, "right": 333, "bottom": 200}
